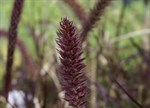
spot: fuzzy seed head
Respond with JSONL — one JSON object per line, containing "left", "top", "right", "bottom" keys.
{"left": 56, "top": 18, "right": 87, "bottom": 108}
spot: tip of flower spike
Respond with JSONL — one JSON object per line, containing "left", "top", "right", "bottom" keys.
{"left": 61, "top": 17, "right": 68, "bottom": 21}
{"left": 60, "top": 17, "right": 73, "bottom": 28}
{"left": 61, "top": 17, "right": 70, "bottom": 22}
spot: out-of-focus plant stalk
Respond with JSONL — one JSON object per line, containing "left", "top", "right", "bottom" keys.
{"left": 62, "top": 0, "right": 88, "bottom": 21}
{"left": 80, "top": 0, "right": 112, "bottom": 42}
{"left": 3, "top": 0, "right": 24, "bottom": 100}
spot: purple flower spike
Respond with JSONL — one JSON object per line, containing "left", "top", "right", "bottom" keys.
{"left": 56, "top": 18, "right": 88, "bottom": 108}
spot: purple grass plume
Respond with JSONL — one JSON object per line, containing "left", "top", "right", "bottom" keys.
{"left": 3, "top": 0, "right": 24, "bottom": 100}
{"left": 81, "top": 0, "right": 112, "bottom": 42}
{"left": 56, "top": 18, "right": 88, "bottom": 108}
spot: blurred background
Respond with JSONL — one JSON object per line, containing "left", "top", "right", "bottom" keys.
{"left": 0, "top": 0, "right": 150, "bottom": 108}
